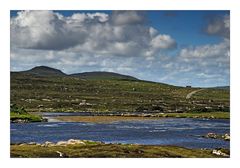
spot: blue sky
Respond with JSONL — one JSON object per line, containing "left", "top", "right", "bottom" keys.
{"left": 10, "top": 10, "right": 230, "bottom": 87}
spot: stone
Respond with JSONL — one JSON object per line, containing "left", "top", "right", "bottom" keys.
{"left": 42, "top": 141, "right": 55, "bottom": 147}
{"left": 206, "top": 133, "right": 218, "bottom": 139}
{"left": 19, "top": 143, "right": 26, "bottom": 146}
{"left": 223, "top": 134, "right": 230, "bottom": 141}
{"left": 41, "top": 118, "right": 48, "bottom": 122}
{"left": 37, "top": 105, "right": 44, "bottom": 108}
{"left": 56, "top": 151, "right": 67, "bottom": 157}
{"left": 212, "top": 149, "right": 229, "bottom": 157}
{"left": 55, "top": 139, "right": 86, "bottom": 146}
{"left": 67, "top": 139, "right": 85, "bottom": 145}
{"left": 56, "top": 141, "right": 67, "bottom": 146}
{"left": 28, "top": 142, "right": 37, "bottom": 145}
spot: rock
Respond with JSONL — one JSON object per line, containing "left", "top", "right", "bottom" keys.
{"left": 56, "top": 151, "right": 67, "bottom": 157}
{"left": 28, "top": 142, "right": 37, "bottom": 145}
{"left": 223, "top": 134, "right": 230, "bottom": 141}
{"left": 19, "top": 143, "right": 26, "bottom": 146}
{"left": 56, "top": 141, "right": 67, "bottom": 146}
{"left": 41, "top": 118, "right": 48, "bottom": 122}
{"left": 210, "top": 115, "right": 215, "bottom": 119}
{"left": 42, "top": 99, "right": 51, "bottom": 102}
{"left": 212, "top": 149, "right": 229, "bottom": 157}
{"left": 42, "top": 141, "right": 54, "bottom": 147}
{"left": 208, "top": 99, "right": 213, "bottom": 103}
{"left": 67, "top": 139, "right": 85, "bottom": 145}
{"left": 56, "top": 139, "right": 86, "bottom": 146}
{"left": 141, "top": 114, "right": 152, "bottom": 117}
{"left": 205, "top": 133, "right": 230, "bottom": 141}
{"left": 206, "top": 133, "right": 218, "bottom": 139}
{"left": 11, "top": 119, "right": 29, "bottom": 123}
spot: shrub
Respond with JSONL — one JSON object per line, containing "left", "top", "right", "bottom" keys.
{"left": 10, "top": 104, "right": 27, "bottom": 114}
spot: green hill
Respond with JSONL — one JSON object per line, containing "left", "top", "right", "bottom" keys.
{"left": 10, "top": 66, "right": 230, "bottom": 114}
{"left": 20, "top": 66, "right": 66, "bottom": 77}
{"left": 71, "top": 71, "right": 138, "bottom": 80}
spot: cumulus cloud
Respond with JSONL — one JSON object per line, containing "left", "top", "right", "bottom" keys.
{"left": 111, "top": 11, "right": 146, "bottom": 25}
{"left": 180, "top": 39, "right": 229, "bottom": 60}
{"left": 10, "top": 10, "right": 229, "bottom": 87}
{"left": 204, "top": 14, "right": 230, "bottom": 39}
{"left": 11, "top": 10, "right": 176, "bottom": 58}
{"left": 150, "top": 34, "right": 176, "bottom": 49}
{"left": 169, "top": 39, "right": 230, "bottom": 86}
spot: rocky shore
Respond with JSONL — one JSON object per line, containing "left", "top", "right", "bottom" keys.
{"left": 10, "top": 117, "right": 48, "bottom": 123}
{"left": 203, "top": 133, "right": 230, "bottom": 141}
{"left": 16, "top": 139, "right": 97, "bottom": 147}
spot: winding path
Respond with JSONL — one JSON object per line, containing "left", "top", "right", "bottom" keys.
{"left": 186, "top": 89, "right": 205, "bottom": 99}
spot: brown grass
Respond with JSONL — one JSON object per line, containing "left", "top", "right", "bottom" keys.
{"left": 55, "top": 116, "right": 161, "bottom": 123}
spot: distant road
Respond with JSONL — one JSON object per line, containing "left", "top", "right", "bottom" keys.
{"left": 186, "top": 89, "right": 205, "bottom": 99}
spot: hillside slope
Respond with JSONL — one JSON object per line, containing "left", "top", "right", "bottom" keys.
{"left": 10, "top": 66, "right": 230, "bottom": 113}
{"left": 71, "top": 71, "right": 138, "bottom": 80}
{"left": 20, "top": 66, "right": 66, "bottom": 77}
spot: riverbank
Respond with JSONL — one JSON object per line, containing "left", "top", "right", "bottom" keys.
{"left": 10, "top": 112, "right": 45, "bottom": 123}
{"left": 10, "top": 139, "right": 229, "bottom": 158}
{"left": 49, "top": 112, "right": 229, "bottom": 123}
{"left": 10, "top": 104, "right": 46, "bottom": 123}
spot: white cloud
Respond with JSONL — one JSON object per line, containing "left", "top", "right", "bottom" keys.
{"left": 149, "top": 27, "right": 158, "bottom": 38}
{"left": 179, "top": 39, "right": 229, "bottom": 61}
{"left": 150, "top": 34, "right": 176, "bottom": 49}
{"left": 10, "top": 10, "right": 229, "bottom": 87}
{"left": 111, "top": 11, "right": 145, "bottom": 25}
{"left": 11, "top": 10, "right": 176, "bottom": 58}
{"left": 205, "top": 14, "right": 230, "bottom": 39}
{"left": 11, "top": 11, "right": 88, "bottom": 50}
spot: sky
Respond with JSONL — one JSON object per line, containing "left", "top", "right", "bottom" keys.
{"left": 10, "top": 10, "right": 230, "bottom": 87}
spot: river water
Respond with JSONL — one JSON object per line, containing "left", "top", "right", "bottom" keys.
{"left": 10, "top": 115, "right": 230, "bottom": 149}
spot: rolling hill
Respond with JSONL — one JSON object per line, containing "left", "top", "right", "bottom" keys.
{"left": 10, "top": 66, "right": 230, "bottom": 113}
{"left": 71, "top": 71, "right": 138, "bottom": 80}
{"left": 19, "top": 66, "right": 66, "bottom": 77}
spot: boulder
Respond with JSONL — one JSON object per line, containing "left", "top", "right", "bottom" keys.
{"left": 56, "top": 141, "right": 67, "bottom": 146}
{"left": 56, "top": 151, "right": 67, "bottom": 157}
{"left": 212, "top": 149, "right": 229, "bottom": 157}
{"left": 206, "top": 133, "right": 218, "bottom": 139}
{"left": 223, "top": 134, "right": 230, "bottom": 141}
{"left": 55, "top": 139, "right": 86, "bottom": 146}
{"left": 42, "top": 141, "right": 55, "bottom": 147}
{"left": 67, "top": 139, "right": 85, "bottom": 145}
{"left": 28, "top": 142, "right": 37, "bottom": 145}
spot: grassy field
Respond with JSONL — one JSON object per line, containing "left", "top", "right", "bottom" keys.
{"left": 10, "top": 112, "right": 42, "bottom": 122}
{"left": 156, "top": 112, "right": 230, "bottom": 119}
{"left": 10, "top": 72, "right": 230, "bottom": 114}
{"left": 10, "top": 141, "right": 228, "bottom": 158}
{"left": 10, "top": 104, "right": 43, "bottom": 122}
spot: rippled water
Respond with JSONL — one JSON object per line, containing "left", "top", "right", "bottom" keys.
{"left": 10, "top": 118, "right": 230, "bottom": 149}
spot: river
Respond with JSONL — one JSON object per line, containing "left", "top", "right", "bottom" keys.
{"left": 10, "top": 114, "right": 230, "bottom": 149}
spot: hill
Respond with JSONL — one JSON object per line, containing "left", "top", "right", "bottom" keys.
{"left": 20, "top": 66, "right": 66, "bottom": 77}
{"left": 71, "top": 71, "right": 138, "bottom": 81}
{"left": 10, "top": 66, "right": 230, "bottom": 113}
{"left": 211, "top": 86, "right": 230, "bottom": 90}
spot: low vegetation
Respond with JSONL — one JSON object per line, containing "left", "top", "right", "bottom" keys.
{"left": 53, "top": 111, "right": 230, "bottom": 123}
{"left": 157, "top": 112, "right": 230, "bottom": 119}
{"left": 10, "top": 140, "right": 228, "bottom": 158}
{"left": 10, "top": 66, "right": 230, "bottom": 115}
{"left": 10, "top": 104, "right": 43, "bottom": 122}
